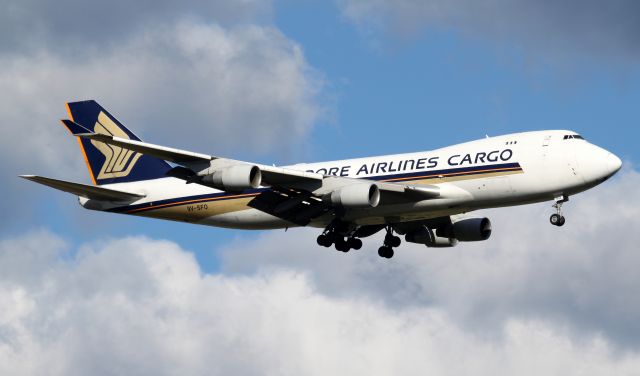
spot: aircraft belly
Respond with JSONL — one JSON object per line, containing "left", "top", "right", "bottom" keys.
{"left": 129, "top": 196, "right": 290, "bottom": 230}
{"left": 132, "top": 197, "right": 254, "bottom": 221}
{"left": 203, "top": 210, "right": 293, "bottom": 230}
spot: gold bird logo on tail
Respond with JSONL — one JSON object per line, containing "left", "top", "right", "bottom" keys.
{"left": 91, "top": 112, "right": 142, "bottom": 179}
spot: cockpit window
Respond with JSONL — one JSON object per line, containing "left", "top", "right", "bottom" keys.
{"left": 563, "top": 134, "right": 585, "bottom": 140}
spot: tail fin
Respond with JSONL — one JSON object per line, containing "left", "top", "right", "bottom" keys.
{"left": 63, "top": 100, "right": 171, "bottom": 185}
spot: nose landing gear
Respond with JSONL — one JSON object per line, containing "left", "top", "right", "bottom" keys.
{"left": 550, "top": 195, "right": 568, "bottom": 227}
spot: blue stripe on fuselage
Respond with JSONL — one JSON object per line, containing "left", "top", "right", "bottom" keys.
{"left": 108, "top": 162, "right": 523, "bottom": 214}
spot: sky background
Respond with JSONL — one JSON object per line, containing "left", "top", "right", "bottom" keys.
{"left": 1, "top": 0, "right": 640, "bottom": 374}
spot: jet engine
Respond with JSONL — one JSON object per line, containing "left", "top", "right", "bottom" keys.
{"left": 201, "top": 164, "right": 262, "bottom": 192}
{"left": 438, "top": 217, "right": 492, "bottom": 242}
{"left": 329, "top": 183, "right": 380, "bottom": 208}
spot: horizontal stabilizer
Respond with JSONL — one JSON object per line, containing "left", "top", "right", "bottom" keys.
{"left": 60, "top": 119, "right": 92, "bottom": 135}
{"left": 20, "top": 175, "right": 145, "bottom": 201}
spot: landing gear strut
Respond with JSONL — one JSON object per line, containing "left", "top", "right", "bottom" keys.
{"left": 378, "top": 227, "right": 401, "bottom": 259}
{"left": 317, "top": 222, "right": 363, "bottom": 253}
{"left": 550, "top": 195, "right": 568, "bottom": 227}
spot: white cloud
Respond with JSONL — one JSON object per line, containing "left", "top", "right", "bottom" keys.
{"left": 221, "top": 168, "right": 640, "bottom": 347}
{"left": 1, "top": 229, "right": 640, "bottom": 375}
{"left": 1, "top": 20, "right": 322, "bottom": 173}
{"left": 1, "top": 20, "right": 324, "bottom": 225}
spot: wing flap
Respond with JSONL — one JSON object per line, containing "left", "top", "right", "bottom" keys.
{"left": 20, "top": 175, "right": 145, "bottom": 201}
{"left": 248, "top": 188, "right": 330, "bottom": 226}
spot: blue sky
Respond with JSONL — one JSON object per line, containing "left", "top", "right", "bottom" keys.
{"left": 13, "top": 0, "right": 639, "bottom": 270}
{"left": 277, "top": 1, "right": 638, "bottom": 161}
{"left": 2, "top": 1, "right": 640, "bottom": 374}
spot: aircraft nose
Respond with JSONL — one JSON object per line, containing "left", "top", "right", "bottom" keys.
{"left": 589, "top": 146, "right": 621, "bottom": 182}
{"left": 606, "top": 152, "right": 622, "bottom": 176}
{"left": 576, "top": 144, "right": 621, "bottom": 184}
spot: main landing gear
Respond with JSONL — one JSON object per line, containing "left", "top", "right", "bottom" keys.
{"left": 550, "top": 195, "right": 568, "bottom": 227}
{"left": 378, "top": 227, "right": 401, "bottom": 259}
{"left": 317, "top": 229, "right": 362, "bottom": 253}
{"left": 317, "top": 223, "right": 400, "bottom": 259}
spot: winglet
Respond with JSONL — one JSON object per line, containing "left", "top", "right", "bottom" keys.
{"left": 60, "top": 119, "right": 93, "bottom": 136}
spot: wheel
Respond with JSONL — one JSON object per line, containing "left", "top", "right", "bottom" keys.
{"left": 550, "top": 213, "right": 562, "bottom": 226}
{"left": 317, "top": 234, "right": 330, "bottom": 247}
{"left": 335, "top": 238, "right": 350, "bottom": 252}
{"left": 386, "top": 248, "right": 394, "bottom": 259}
{"left": 318, "top": 234, "right": 333, "bottom": 247}
{"left": 377, "top": 246, "right": 393, "bottom": 258}
{"left": 348, "top": 238, "right": 363, "bottom": 250}
{"left": 557, "top": 216, "right": 566, "bottom": 226}
{"left": 385, "top": 234, "right": 401, "bottom": 247}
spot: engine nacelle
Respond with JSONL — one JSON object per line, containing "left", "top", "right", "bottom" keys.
{"left": 438, "top": 217, "right": 492, "bottom": 242}
{"left": 405, "top": 226, "right": 458, "bottom": 248}
{"left": 201, "top": 164, "right": 262, "bottom": 192}
{"left": 329, "top": 183, "right": 380, "bottom": 208}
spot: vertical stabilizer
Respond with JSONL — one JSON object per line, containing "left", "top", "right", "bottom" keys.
{"left": 63, "top": 100, "right": 171, "bottom": 185}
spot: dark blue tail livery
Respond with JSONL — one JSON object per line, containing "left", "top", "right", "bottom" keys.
{"left": 63, "top": 100, "right": 171, "bottom": 185}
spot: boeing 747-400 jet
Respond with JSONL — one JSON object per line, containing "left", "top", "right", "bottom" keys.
{"left": 22, "top": 101, "right": 622, "bottom": 258}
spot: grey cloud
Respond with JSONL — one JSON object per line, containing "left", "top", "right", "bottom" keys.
{"left": 1, "top": 20, "right": 324, "bottom": 227}
{"left": 2, "top": 230, "right": 640, "bottom": 375}
{"left": 0, "top": 0, "right": 271, "bottom": 53}
{"left": 339, "top": 0, "right": 640, "bottom": 62}
{"left": 0, "top": 21, "right": 322, "bottom": 165}
{"left": 221, "top": 168, "right": 640, "bottom": 348}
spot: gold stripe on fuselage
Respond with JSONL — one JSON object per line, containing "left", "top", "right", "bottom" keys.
{"left": 134, "top": 197, "right": 256, "bottom": 223}
{"left": 128, "top": 167, "right": 524, "bottom": 222}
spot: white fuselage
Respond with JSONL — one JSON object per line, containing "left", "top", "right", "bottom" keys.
{"left": 85, "top": 130, "right": 621, "bottom": 229}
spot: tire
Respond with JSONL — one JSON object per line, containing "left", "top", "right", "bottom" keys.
{"left": 390, "top": 236, "right": 401, "bottom": 248}
{"left": 550, "top": 214, "right": 561, "bottom": 226}
{"left": 348, "top": 238, "right": 363, "bottom": 250}
{"left": 557, "top": 216, "right": 566, "bottom": 226}
{"left": 335, "top": 238, "right": 350, "bottom": 252}
{"left": 378, "top": 246, "right": 392, "bottom": 258}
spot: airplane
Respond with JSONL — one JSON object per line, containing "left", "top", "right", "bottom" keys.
{"left": 22, "top": 100, "right": 622, "bottom": 259}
